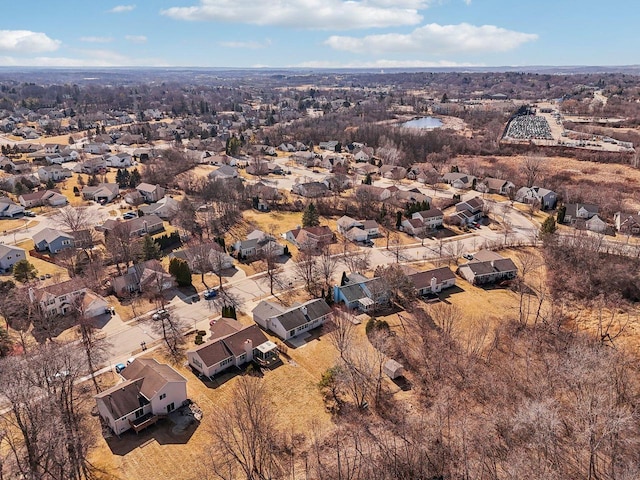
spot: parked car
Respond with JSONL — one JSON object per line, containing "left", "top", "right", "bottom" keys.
{"left": 123, "top": 212, "right": 137, "bottom": 219}
{"left": 463, "top": 253, "right": 474, "bottom": 261}
{"left": 203, "top": 289, "right": 218, "bottom": 299}
{"left": 152, "top": 309, "right": 169, "bottom": 321}
{"left": 115, "top": 363, "right": 127, "bottom": 374}
{"left": 24, "top": 210, "right": 36, "bottom": 217}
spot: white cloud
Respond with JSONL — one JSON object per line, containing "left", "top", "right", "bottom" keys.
{"left": 295, "top": 59, "right": 479, "bottom": 69}
{"left": 0, "top": 30, "right": 60, "bottom": 54}
{"left": 80, "top": 36, "right": 114, "bottom": 43}
{"left": 161, "top": 0, "right": 424, "bottom": 29}
{"left": 109, "top": 4, "right": 136, "bottom": 13}
{"left": 125, "top": 35, "right": 147, "bottom": 43}
{"left": 325, "top": 23, "right": 538, "bottom": 54}
{"left": 0, "top": 49, "right": 168, "bottom": 67}
{"left": 219, "top": 39, "right": 271, "bottom": 49}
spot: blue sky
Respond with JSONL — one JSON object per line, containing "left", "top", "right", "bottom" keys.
{"left": 0, "top": 1, "right": 637, "bottom": 68}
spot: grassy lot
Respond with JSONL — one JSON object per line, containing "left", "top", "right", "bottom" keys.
{"left": 13, "top": 239, "right": 70, "bottom": 280}
{"left": 0, "top": 218, "right": 37, "bottom": 233}
{"left": 88, "top": 327, "right": 337, "bottom": 480}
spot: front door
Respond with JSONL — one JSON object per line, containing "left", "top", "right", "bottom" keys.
{"left": 166, "top": 402, "right": 174, "bottom": 413}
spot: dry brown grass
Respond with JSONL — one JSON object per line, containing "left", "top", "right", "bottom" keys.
{"left": 458, "top": 154, "right": 640, "bottom": 211}
{"left": 0, "top": 218, "right": 35, "bottom": 233}
{"left": 88, "top": 322, "right": 337, "bottom": 480}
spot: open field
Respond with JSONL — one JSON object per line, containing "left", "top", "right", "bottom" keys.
{"left": 457, "top": 154, "right": 640, "bottom": 212}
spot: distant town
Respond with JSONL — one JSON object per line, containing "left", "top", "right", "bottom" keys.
{"left": 0, "top": 68, "right": 639, "bottom": 480}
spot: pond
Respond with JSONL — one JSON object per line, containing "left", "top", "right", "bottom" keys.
{"left": 400, "top": 116, "right": 443, "bottom": 129}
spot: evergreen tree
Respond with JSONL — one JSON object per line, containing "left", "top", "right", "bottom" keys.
{"left": 340, "top": 271, "right": 349, "bottom": 286}
{"left": 556, "top": 205, "right": 566, "bottom": 224}
{"left": 88, "top": 173, "right": 99, "bottom": 186}
{"left": 302, "top": 202, "right": 320, "bottom": 227}
{"left": 363, "top": 173, "right": 372, "bottom": 185}
{"left": 396, "top": 211, "right": 403, "bottom": 229}
{"left": 142, "top": 235, "right": 161, "bottom": 261}
{"left": 541, "top": 216, "right": 557, "bottom": 235}
{"left": 13, "top": 260, "right": 37, "bottom": 283}
{"left": 169, "top": 258, "right": 192, "bottom": 287}
{"left": 129, "top": 168, "right": 141, "bottom": 188}
{"left": 46, "top": 178, "right": 55, "bottom": 190}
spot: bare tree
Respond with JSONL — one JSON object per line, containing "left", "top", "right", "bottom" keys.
{"left": 341, "top": 243, "right": 371, "bottom": 274}
{"left": 207, "top": 375, "right": 287, "bottom": 480}
{"left": 293, "top": 249, "right": 319, "bottom": 296}
{"left": 521, "top": 155, "right": 545, "bottom": 188}
{"left": 151, "top": 311, "right": 186, "bottom": 363}
{"left": 317, "top": 246, "right": 339, "bottom": 292}
{"left": 260, "top": 240, "right": 284, "bottom": 296}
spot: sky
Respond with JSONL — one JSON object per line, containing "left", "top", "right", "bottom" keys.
{"left": 0, "top": 0, "right": 637, "bottom": 69}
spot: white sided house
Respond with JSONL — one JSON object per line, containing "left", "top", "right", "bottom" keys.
{"left": 95, "top": 359, "right": 187, "bottom": 436}
{"left": 408, "top": 267, "right": 456, "bottom": 295}
{"left": 252, "top": 298, "right": 332, "bottom": 341}
{"left": 187, "top": 323, "right": 279, "bottom": 378}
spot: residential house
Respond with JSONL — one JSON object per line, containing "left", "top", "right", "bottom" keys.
{"left": 208, "top": 165, "right": 238, "bottom": 180}
{"left": 408, "top": 267, "right": 456, "bottom": 295}
{"left": 380, "top": 165, "right": 407, "bottom": 180}
{"left": 563, "top": 203, "right": 599, "bottom": 225}
{"left": 187, "top": 323, "right": 279, "bottom": 378}
{"left": 100, "top": 214, "right": 164, "bottom": 237}
{"left": 136, "top": 183, "right": 166, "bottom": 203}
{"left": 111, "top": 260, "right": 175, "bottom": 297}
{"left": 319, "top": 140, "right": 339, "bottom": 151}
{"left": 76, "top": 157, "right": 107, "bottom": 175}
{"left": 169, "top": 243, "right": 234, "bottom": 272}
{"left": 401, "top": 208, "right": 444, "bottom": 235}
{"left": 123, "top": 190, "right": 144, "bottom": 205}
{"left": 355, "top": 184, "right": 391, "bottom": 201}
{"left": 233, "top": 230, "right": 284, "bottom": 259}
{"left": 32, "top": 228, "right": 75, "bottom": 253}
{"left": 614, "top": 212, "right": 640, "bottom": 236}
{"left": 284, "top": 226, "right": 334, "bottom": 250}
{"left": 337, "top": 216, "right": 380, "bottom": 242}
{"left": 44, "top": 143, "right": 62, "bottom": 154}
{"left": 0, "top": 197, "right": 24, "bottom": 218}
{"left": 442, "top": 172, "right": 477, "bottom": 189}
{"left": 139, "top": 196, "right": 179, "bottom": 219}
{"left": 478, "top": 177, "right": 515, "bottom": 195}
{"left": 333, "top": 273, "right": 390, "bottom": 312}
{"left": 515, "top": 186, "right": 557, "bottom": 210}
{"left": 45, "top": 151, "right": 78, "bottom": 164}
{"left": 0, "top": 158, "right": 32, "bottom": 174}
{"left": 0, "top": 244, "right": 26, "bottom": 272}
{"left": 29, "top": 278, "right": 109, "bottom": 317}
{"left": 451, "top": 197, "right": 484, "bottom": 225}
{"left": 83, "top": 142, "right": 111, "bottom": 154}
{"left": 457, "top": 250, "right": 518, "bottom": 285}
{"left": 585, "top": 215, "right": 607, "bottom": 233}
{"left": 354, "top": 163, "right": 380, "bottom": 177}
{"left": 95, "top": 359, "right": 188, "bottom": 435}
{"left": 389, "top": 189, "right": 431, "bottom": 209}
{"left": 19, "top": 189, "right": 68, "bottom": 208}
{"left": 82, "top": 183, "right": 119, "bottom": 204}
{"left": 105, "top": 153, "right": 132, "bottom": 168}
{"left": 252, "top": 298, "right": 332, "bottom": 341}
{"left": 291, "top": 181, "right": 329, "bottom": 198}
{"left": 38, "top": 165, "right": 72, "bottom": 183}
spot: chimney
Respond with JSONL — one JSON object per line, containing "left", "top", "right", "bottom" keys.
{"left": 301, "top": 305, "right": 308, "bottom": 316}
{"left": 490, "top": 260, "right": 495, "bottom": 268}
{"left": 244, "top": 339, "right": 253, "bottom": 362}
{"left": 430, "top": 276, "right": 437, "bottom": 292}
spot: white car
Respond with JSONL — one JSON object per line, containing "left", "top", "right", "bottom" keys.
{"left": 152, "top": 309, "right": 169, "bottom": 321}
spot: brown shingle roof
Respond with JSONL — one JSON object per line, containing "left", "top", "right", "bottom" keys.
{"left": 121, "top": 358, "right": 186, "bottom": 400}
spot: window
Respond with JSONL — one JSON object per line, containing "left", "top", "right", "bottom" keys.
{"left": 220, "top": 357, "right": 233, "bottom": 366}
{"left": 59, "top": 295, "right": 67, "bottom": 301}
{"left": 134, "top": 408, "right": 144, "bottom": 419}
{"left": 159, "top": 393, "right": 166, "bottom": 400}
